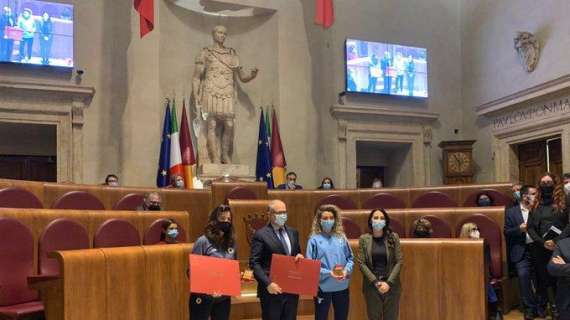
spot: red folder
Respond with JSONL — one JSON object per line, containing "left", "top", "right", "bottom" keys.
{"left": 189, "top": 254, "right": 241, "bottom": 296}
{"left": 269, "top": 254, "right": 320, "bottom": 296}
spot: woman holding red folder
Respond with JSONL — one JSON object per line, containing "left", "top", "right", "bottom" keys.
{"left": 306, "top": 205, "right": 354, "bottom": 320}
{"left": 190, "top": 204, "right": 237, "bottom": 320}
{"left": 358, "top": 208, "right": 402, "bottom": 320}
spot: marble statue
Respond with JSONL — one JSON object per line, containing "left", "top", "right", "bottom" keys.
{"left": 514, "top": 32, "right": 540, "bottom": 73}
{"left": 192, "top": 25, "right": 258, "bottom": 164}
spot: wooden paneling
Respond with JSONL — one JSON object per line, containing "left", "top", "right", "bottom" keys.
{"left": 211, "top": 181, "right": 268, "bottom": 208}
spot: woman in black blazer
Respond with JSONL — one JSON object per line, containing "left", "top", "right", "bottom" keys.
{"left": 548, "top": 238, "right": 570, "bottom": 320}
{"left": 528, "top": 173, "right": 570, "bottom": 320}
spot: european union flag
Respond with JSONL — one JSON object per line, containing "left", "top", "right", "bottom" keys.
{"left": 256, "top": 109, "right": 274, "bottom": 188}
{"left": 156, "top": 101, "right": 171, "bottom": 187}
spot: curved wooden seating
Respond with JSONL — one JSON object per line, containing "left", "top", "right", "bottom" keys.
{"left": 0, "top": 188, "right": 43, "bottom": 209}
{"left": 390, "top": 218, "right": 405, "bottom": 238}
{"left": 226, "top": 187, "right": 258, "bottom": 201}
{"left": 142, "top": 219, "right": 187, "bottom": 245}
{"left": 317, "top": 194, "right": 357, "bottom": 210}
{"left": 412, "top": 191, "right": 458, "bottom": 208}
{"left": 361, "top": 193, "right": 406, "bottom": 209}
{"left": 0, "top": 217, "right": 41, "bottom": 319}
{"left": 93, "top": 219, "right": 140, "bottom": 248}
{"left": 112, "top": 193, "right": 145, "bottom": 210}
{"left": 463, "top": 189, "right": 512, "bottom": 207}
{"left": 417, "top": 215, "right": 452, "bottom": 238}
{"left": 51, "top": 191, "right": 105, "bottom": 210}
{"left": 341, "top": 217, "right": 362, "bottom": 239}
{"left": 456, "top": 214, "right": 503, "bottom": 279}
{"left": 38, "top": 218, "right": 89, "bottom": 275}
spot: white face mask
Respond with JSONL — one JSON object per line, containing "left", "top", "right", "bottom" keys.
{"left": 470, "top": 230, "right": 480, "bottom": 239}
{"left": 372, "top": 181, "right": 382, "bottom": 188}
{"left": 175, "top": 180, "right": 185, "bottom": 188}
{"left": 564, "top": 183, "right": 570, "bottom": 195}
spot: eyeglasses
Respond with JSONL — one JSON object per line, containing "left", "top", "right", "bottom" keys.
{"left": 218, "top": 204, "right": 231, "bottom": 211}
{"left": 471, "top": 227, "right": 479, "bottom": 231}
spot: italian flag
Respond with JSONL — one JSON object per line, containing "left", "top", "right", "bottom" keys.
{"left": 169, "top": 99, "right": 183, "bottom": 177}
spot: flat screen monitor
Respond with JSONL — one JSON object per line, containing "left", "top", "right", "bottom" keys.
{"left": 0, "top": 0, "right": 74, "bottom": 68}
{"left": 345, "top": 38, "right": 428, "bottom": 98}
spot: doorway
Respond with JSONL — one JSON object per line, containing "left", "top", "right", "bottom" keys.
{"left": 0, "top": 122, "right": 57, "bottom": 182}
{"left": 518, "top": 136, "right": 562, "bottom": 185}
{"left": 356, "top": 141, "right": 413, "bottom": 187}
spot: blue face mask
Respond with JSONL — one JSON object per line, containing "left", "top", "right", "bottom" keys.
{"left": 478, "top": 198, "right": 491, "bottom": 207}
{"left": 322, "top": 183, "right": 332, "bottom": 190}
{"left": 275, "top": 213, "right": 288, "bottom": 226}
{"left": 166, "top": 229, "right": 179, "bottom": 239}
{"left": 372, "top": 219, "right": 386, "bottom": 231}
{"left": 514, "top": 191, "right": 521, "bottom": 201}
{"left": 320, "top": 219, "right": 335, "bottom": 232}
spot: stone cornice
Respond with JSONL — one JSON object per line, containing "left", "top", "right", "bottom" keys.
{"left": 0, "top": 80, "right": 95, "bottom": 104}
{"left": 476, "top": 74, "right": 570, "bottom": 116}
{"left": 331, "top": 104, "right": 439, "bottom": 122}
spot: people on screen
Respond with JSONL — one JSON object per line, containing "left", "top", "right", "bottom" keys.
{"left": 476, "top": 192, "right": 494, "bottom": 207}
{"left": 249, "top": 200, "right": 303, "bottom": 320}
{"left": 380, "top": 52, "right": 392, "bottom": 94}
{"left": 394, "top": 53, "right": 405, "bottom": 93}
{"left": 276, "top": 172, "right": 303, "bottom": 190}
{"left": 159, "top": 218, "right": 180, "bottom": 244}
{"left": 548, "top": 238, "right": 570, "bottom": 320}
{"left": 104, "top": 174, "right": 119, "bottom": 186}
{"left": 368, "top": 54, "right": 380, "bottom": 93}
{"left": 190, "top": 205, "right": 237, "bottom": 320}
{"left": 306, "top": 205, "right": 354, "bottom": 320}
{"left": 17, "top": 8, "right": 35, "bottom": 63}
{"left": 411, "top": 217, "right": 432, "bottom": 238}
{"left": 405, "top": 55, "right": 416, "bottom": 96}
{"left": 504, "top": 185, "right": 541, "bottom": 319}
{"left": 317, "top": 177, "right": 335, "bottom": 190}
{"left": 358, "top": 208, "right": 402, "bottom": 320}
{"left": 137, "top": 192, "right": 162, "bottom": 211}
{"left": 39, "top": 12, "right": 53, "bottom": 65}
{"left": 0, "top": 6, "right": 15, "bottom": 61}
{"left": 528, "top": 173, "right": 570, "bottom": 319}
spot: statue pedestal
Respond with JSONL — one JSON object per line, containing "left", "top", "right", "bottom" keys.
{"left": 199, "top": 164, "right": 255, "bottom": 182}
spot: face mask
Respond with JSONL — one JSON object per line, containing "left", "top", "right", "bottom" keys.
{"left": 540, "top": 185, "right": 554, "bottom": 204}
{"left": 148, "top": 204, "right": 161, "bottom": 211}
{"left": 175, "top": 180, "right": 184, "bottom": 188}
{"left": 275, "top": 213, "right": 288, "bottom": 226}
{"left": 320, "top": 220, "right": 335, "bottom": 232}
{"left": 564, "top": 183, "right": 570, "bottom": 195}
{"left": 478, "top": 198, "right": 491, "bottom": 207}
{"left": 322, "top": 183, "right": 332, "bottom": 190}
{"left": 414, "top": 229, "right": 431, "bottom": 238}
{"left": 470, "top": 230, "right": 480, "bottom": 239}
{"left": 108, "top": 181, "right": 118, "bottom": 187}
{"left": 288, "top": 180, "right": 296, "bottom": 187}
{"left": 217, "top": 221, "right": 232, "bottom": 233}
{"left": 372, "top": 219, "right": 386, "bottom": 231}
{"left": 513, "top": 191, "right": 521, "bottom": 201}
{"left": 166, "top": 229, "right": 179, "bottom": 239}
{"left": 372, "top": 181, "right": 382, "bottom": 188}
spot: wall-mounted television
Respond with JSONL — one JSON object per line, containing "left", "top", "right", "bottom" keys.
{"left": 0, "top": 0, "right": 74, "bottom": 68}
{"left": 345, "top": 38, "right": 428, "bottom": 98}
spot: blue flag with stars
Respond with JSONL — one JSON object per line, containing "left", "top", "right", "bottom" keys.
{"left": 156, "top": 101, "right": 171, "bottom": 187}
{"left": 256, "top": 109, "right": 274, "bottom": 188}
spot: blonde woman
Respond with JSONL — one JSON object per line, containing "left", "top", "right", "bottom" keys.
{"left": 459, "top": 222, "right": 480, "bottom": 239}
{"left": 306, "top": 205, "right": 354, "bottom": 320}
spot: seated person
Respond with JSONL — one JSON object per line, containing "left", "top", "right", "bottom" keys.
{"left": 317, "top": 177, "right": 335, "bottom": 190}
{"left": 459, "top": 223, "right": 502, "bottom": 320}
{"left": 103, "top": 174, "right": 119, "bottom": 186}
{"left": 165, "top": 174, "right": 185, "bottom": 189}
{"left": 137, "top": 192, "right": 162, "bottom": 211}
{"left": 371, "top": 177, "right": 383, "bottom": 188}
{"left": 412, "top": 217, "right": 433, "bottom": 238}
{"left": 276, "top": 171, "right": 303, "bottom": 190}
{"left": 159, "top": 218, "right": 180, "bottom": 244}
{"left": 476, "top": 192, "right": 494, "bottom": 207}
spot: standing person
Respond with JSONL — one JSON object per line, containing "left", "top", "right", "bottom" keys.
{"left": 17, "top": 8, "right": 35, "bottom": 63}
{"left": 380, "top": 52, "right": 392, "bottom": 94}
{"left": 0, "top": 6, "right": 15, "bottom": 61}
{"left": 249, "top": 200, "right": 303, "bottom": 320}
{"left": 563, "top": 173, "right": 570, "bottom": 204}
{"left": 528, "top": 173, "right": 570, "bottom": 320}
{"left": 358, "top": 208, "right": 402, "bottom": 320}
{"left": 190, "top": 205, "right": 237, "bottom": 320}
{"left": 511, "top": 183, "right": 522, "bottom": 207}
{"left": 405, "top": 55, "right": 415, "bottom": 96}
{"left": 504, "top": 185, "right": 541, "bottom": 319}
{"left": 548, "top": 238, "right": 570, "bottom": 320}
{"left": 306, "top": 205, "right": 354, "bottom": 320}
{"left": 38, "top": 12, "right": 52, "bottom": 65}
{"left": 368, "top": 54, "right": 380, "bottom": 93}
{"left": 394, "top": 53, "right": 405, "bottom": 93}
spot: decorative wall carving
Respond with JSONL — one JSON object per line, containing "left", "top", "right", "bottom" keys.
{"left": 514, "top": 31, "right": 540, "bottom": 73}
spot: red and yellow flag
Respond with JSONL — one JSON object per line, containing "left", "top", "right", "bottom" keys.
{"left": 271, "top": 110, "right": 287, "bottom": 186}
{"left": 180, "top": 100, "right": 196, "bottom": 189}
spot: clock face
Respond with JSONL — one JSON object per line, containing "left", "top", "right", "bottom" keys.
{"left": 447, "top": 152, "right": 471, "bottom": 174}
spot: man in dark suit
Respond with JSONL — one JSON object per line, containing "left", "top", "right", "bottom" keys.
{"left": 276, "top": 172, "right": 303, "bottom": 190}
{"left": 548, "top": 238, "right": 570, "bottom": 320}
{"left": 504, "top": 185, "right": 541, "bottom": 319}
{"left": 249, "top": 200, "right": 303, "bottom": 320}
